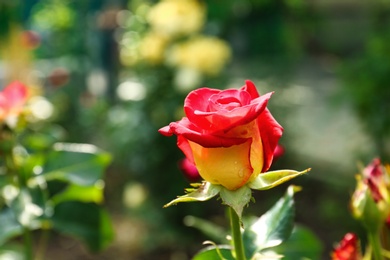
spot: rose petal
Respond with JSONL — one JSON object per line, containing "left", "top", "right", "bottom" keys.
{"left": 163, "top": 117, "right": 249, "bottom": 148}
{"left": 241, "top": 80, "right": 260, "bottom": 99}
{"left": 257, "top": 108, "right": 283, "bottom": 172}
{"left": 186, "top": 90, "right": 273, "bottom": 134}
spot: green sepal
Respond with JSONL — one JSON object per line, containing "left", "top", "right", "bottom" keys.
{"left": 352, "top": 185, "right": 384, "bottom": 233}
{"left": 220, "top": 185, "right": 252, "bottom": 220}
{"left": 243, "top": 185, "right": 300, "bottom": 258}
{"left": 164, "top": 182, "right": 221, "bottom": 208}
{"left": 248, "top": 168, "right": 310, "bottom": 190}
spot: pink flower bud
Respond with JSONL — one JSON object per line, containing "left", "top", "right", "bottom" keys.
{"left": 178, "top": 158, "right": 201, "bottom": 183}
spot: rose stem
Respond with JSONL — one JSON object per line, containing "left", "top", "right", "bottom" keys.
{"left": 369, "top": 231, "right": 384, "bottom": 260}
{"left": 229, "top": 207, "right": 246, "bottom": 260}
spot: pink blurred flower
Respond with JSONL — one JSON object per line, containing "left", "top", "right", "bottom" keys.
{"left": 178, "top": 158, "right": 202, "bottom": 183}
{"left": 273, "top": 144, "right": 285, "bottom": 161}
{"left": 0, "top": 81, "right": 28, "bottom": 122}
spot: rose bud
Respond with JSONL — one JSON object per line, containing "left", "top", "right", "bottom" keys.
{"left": 159, "top": 80, "right": 283, "bottom": 190}
{"left": 178, "top": 158, "right": 201, "bottom": 183}
{"left": 273, "top": 144, "right": 285, "bottom": 162}
{"left": 332, "top": 233, "right": 362, "bottom": 260}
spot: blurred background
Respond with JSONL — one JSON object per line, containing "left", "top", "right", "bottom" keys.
{"left": 1, "top": 0, "right": 390, "bottom": 259}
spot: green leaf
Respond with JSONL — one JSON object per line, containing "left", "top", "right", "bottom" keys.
{"left": 243, "top": 185, "right": 299, "bottom": 258}
{"left": 52, "top": 201, "right": 114, "bottom": 252}
{"left": 193, "top": 245, "right": 234, "bottom": 260}
{"left": 51, "top": 183, "right": 104, "bottom": 205}
{"left": 270, "top": 225, "right": 323, "bottom": 260}
{"left": 0, "top": 208, "right": 23, "bottom": 245}
{"left": 248, "top": 169, "right": 310, "bottom": 190}
{"left": 21, "top": 125, "right": 66, "bottom": 151}
{"left": 164, "top": 182, "right": 221, "bottom": 207}
{"left": 220, "top": 185, "right": 252, "bottom": 220}
{"left": 39, "top": 143, "right": 111, "bottom": 186}
{"left": 0, "top": 244, "right": 25, "bottom": 260}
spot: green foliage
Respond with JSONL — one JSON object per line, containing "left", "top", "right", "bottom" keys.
{"left": 243, "top": 185, "right": 298, "bottom": 258}
{"left": 271, "top": 225, "right": 323, "bottom": 260}
{"left": 190, "top": 186, "right": 319, "bottom": 260}
{"left": 0, "top": 208, "right": 23, "bottom": 245}
{"left": 0, "top": 244, "right": 24, "bottom": 260}
{"left": 41, "top": 143, "right": 111, "bottom": 186}
{"left": 52, "top": 201, "right": 114, "bottom": 252}
{"left": 0, "top": 128, "right": 113, "bottom": 258}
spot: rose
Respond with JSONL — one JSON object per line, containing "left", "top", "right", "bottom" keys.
{"left": 0, "top": 81, "right": 28, "bottom": 122}
{"left": 159, "top": 80, "right": 283, "bottom": 190}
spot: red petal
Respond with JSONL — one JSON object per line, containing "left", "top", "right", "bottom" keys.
{"left": 167, "top": 117, "right": 249, "bottom": 148}
{"left": 257, "top": 108, "right": 283, "bottom": 172}
{"left": 242, "top": 80, "right": 260, "bottom": 99}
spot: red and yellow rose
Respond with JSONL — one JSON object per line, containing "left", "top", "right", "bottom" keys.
{"left": 159, "top": 80, "right": 283, "bottom": 190}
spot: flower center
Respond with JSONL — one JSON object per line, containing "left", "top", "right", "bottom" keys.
{"left": 209, "top": 95, "right": 241, "bottom": 112}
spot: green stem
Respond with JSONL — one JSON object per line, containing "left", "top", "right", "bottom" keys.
{"left": 229, "top": 207, "right": 246, "bottom": 260}
{"left": 369, "top": 232, "right": 384, "bottom": 260}
{"left": 23, "top": 227, "right": 33, "bottom": 260}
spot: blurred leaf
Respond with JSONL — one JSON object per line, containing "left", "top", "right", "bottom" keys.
{"left": 40, "top": 143, "right": 111, "bottom": 186}
{"left": 0, "top": 244, "right": 25, "bottom": 260}
{"left": 22, "top": 126, "right": 66, "bottom": 151}
{"left": 220, "top": 185, "right": 252, "bottom": 220}
{"left": 248, "top": 169, "right": 310, "bottom": 190}
{"left": 243, "top": 185, "right": 299, "bottom": 258}
{"left": 270, "top": 224, "right": 323, "bottom": 260}
{"left": 164, "top": 182, "right": 221, "bottom": 207}
{"left": 184, "top": 215, "right": 227, "bottom": 243}
{"left": 0, "top": 175, "right": 7, "bottom": 188}
{"left": 0, "top": 207, "right": 23, "bottom": 245}
{"left": 51, "top": 183, "right": 104, "bottom": 205}
{"left": 52, "top": 201, "right": 114, "bottom": 252}
{"left": 193, "top": 245, "right": 234, "bottom": 260}
{"left": 20, "top": 154, "right": 45, "bottom": 183}
{"left": 10, "top": 188, "right": 43, "bottom": 228}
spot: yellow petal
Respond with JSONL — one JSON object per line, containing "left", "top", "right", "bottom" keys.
{"left": 189, "top": 140, "right": 253, "bottom": 190}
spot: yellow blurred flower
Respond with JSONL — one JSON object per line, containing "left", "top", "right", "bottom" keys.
{"left": 139, "top": 32, "right": 168, "bottom": 65}
{"left": 147, "top": 0, "right": 205, "bottom": 37}
{"left": 168, "top": 36, "right": 231, "bottom": 76}
{"left": 120, "top": 32, "right": 168, "bottom": 66}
